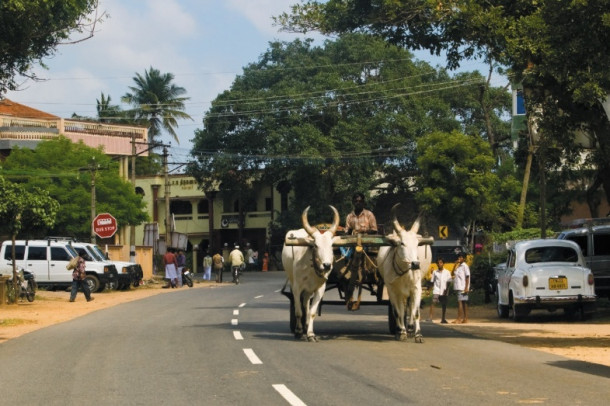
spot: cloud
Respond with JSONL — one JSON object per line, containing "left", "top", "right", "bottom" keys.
{"left": 225, "top": 0, "right": 294, "bottom": 37}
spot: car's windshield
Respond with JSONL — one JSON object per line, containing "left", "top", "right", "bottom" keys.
{"left": 86, "top": 246, "right": 106, "bottom": 261}
{"left": 524, "top": 246, "right": 578, "bottom": 264}
{"left": 91, "top": 245, "right": 108, "bottom": 261}
{"left": 66, "top": 245, "right": 78, "bottom": 257}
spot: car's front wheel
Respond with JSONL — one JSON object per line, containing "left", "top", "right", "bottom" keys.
{"left": 84, "top": 274, "right": 101, "bottom": 293}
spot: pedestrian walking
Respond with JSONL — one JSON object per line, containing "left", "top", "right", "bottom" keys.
{"left": 69, "top": 255, "right": 94, "bottom": 302}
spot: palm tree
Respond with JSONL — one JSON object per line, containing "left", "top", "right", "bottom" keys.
{"left": 122, "top": 67, "right": 192, "bottom": 145}
{"left": 96, "top": 93, "right": 125, "bottom": 124}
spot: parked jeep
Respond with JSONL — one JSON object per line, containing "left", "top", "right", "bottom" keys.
{"left": 557, "top": 219, "right": 610, "bottom": 298}
{"left": 0, "top": 239, "right": 118, "bottom": 293}
{"left": 71, "top": 241, "right": 143, "bottom": 289}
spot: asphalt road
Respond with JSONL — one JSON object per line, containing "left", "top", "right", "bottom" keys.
{"left": 0, "top": 272, "right": 608, "bottom": 405}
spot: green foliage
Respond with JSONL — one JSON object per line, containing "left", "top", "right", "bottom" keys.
{"left": 416, "top": 130, "right": 520, "bottom": 231}
{"left": 0, "top": 0, "right": 101, "bottom": 94}
{"left": 0, "top": 176, "right": 59, "bottom": 237}
{"left": 470, "top": 251, "right": 507, "bottom": 291}
{"left": 279, "top": 0, "right": 610, "bottom": 218}
{"left": 188, "top": 34, "right": 512, "bottom": 236}
{"left": 489, "top": 228, "right": 554, "bottom": 245}
{"left": 1, "top": 137, "right": 148, "bottom": 239}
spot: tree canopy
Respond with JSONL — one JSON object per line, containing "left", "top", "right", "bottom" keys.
{"left": 187, "top": 34, "right": 513, "bottom": 232}
{"left": 1, "top": 137, "right": 148, "bottom": 238}
{"left": 0, "top": 0, "right": 102, "bottom": 94}
{"left": 122, "top": 67, "right": 193, "bottom": 145}
{"left": 278, "top": 0, "right": 610, "bottom": 217}
{"left": 0, "top": 176, "right": 59, "bottom": 238}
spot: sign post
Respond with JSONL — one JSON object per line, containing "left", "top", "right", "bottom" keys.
{"left": 93, "top": 213, "right": 118, "bottom": 239}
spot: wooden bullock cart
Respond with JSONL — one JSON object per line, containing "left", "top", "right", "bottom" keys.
{"left": 281, "top": 233, "right": 404, "bottom": 335}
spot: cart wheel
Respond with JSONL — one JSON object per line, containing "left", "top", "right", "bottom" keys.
{"left": 289, "top": 299, "right": 296, "bottom": 333}
{"left": 388, "top": 304, "right": 397, "bottom": 335}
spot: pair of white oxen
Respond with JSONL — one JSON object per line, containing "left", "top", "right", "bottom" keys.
{"left": 282, "top": 204, "right": 433, "bottom": 342}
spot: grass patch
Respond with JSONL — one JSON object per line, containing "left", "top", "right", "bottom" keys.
{"left": 0, "top": 318, "right": 33, "bottom": 327}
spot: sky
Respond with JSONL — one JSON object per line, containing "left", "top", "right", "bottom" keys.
{"left": 5, "top": 0, "right": 507, "bottom": 166}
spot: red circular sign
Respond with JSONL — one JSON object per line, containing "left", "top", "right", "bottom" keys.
{"left": 93, "top": 213, "right": 118, "bottom": 239}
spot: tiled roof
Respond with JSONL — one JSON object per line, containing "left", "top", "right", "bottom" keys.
{"left": 0, "top": 98, "right": 59, "bottom": 119}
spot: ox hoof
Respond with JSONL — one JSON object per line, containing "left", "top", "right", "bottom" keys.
{"left": 395, "top": 332, "right": 407, "bottom": 341}
{"left": 294, "top": 332, "right": 303, "bottom": 340}
{"left": 307, "top": 335, "right": 319, "bottom": 342}
{"left": 414, "top": 335, "right": 424, "bottom": 344}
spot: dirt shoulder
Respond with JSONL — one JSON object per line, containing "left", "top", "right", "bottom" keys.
{"left": 2, "top": 282, "right": 610, "bottom": 368}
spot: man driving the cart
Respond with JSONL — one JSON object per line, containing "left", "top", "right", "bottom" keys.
{"left": 345, "top": 192, "right": 378, "bottom": 235}
{"left": 339, "top": 192, "right": 381, "bottom": 310}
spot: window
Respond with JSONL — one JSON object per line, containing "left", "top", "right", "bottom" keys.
{"left": 593, "top": 233, "right": 610, "bottom": 256}
{"left": 508, "top": 251, "right": 517, "bottom": 268}
{"left": 3, "top": 245, "right": 25, "bottom": 260}
{"left": 170, "top": 200, "right": 193, "bottom": 215}
{"left": 265, "top": 197, "right": 272, "bottom": 211}
{"left": 566, "top": 235, "right": 588, "bottom": 255}
{"left": 198, "top": 199, "right": 209, "bottom": 214}
{"left": 525, "top": 246, "right": 578, "bottom": 263}
{"left": 27, "top": 246, "right": 47, "bottom": 260}
{"left": 51, "top": 247, "right": 72, "bottom": 261}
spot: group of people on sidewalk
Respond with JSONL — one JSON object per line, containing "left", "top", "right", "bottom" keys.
{"left": 426, "top": 253, "right": 471, "bottom": 324}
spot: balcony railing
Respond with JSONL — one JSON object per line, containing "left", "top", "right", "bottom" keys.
{"left": 0, "top": 115, "right": 148, "bottom": 156}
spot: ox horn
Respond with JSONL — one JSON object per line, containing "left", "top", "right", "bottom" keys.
{"left": 328, "top": 205, "right": 340, "bottom": 235}
{"left": 410, "top": 216, "right": 421, "bottom": 234}
{"left": 302, "top": 206, "right": 317, "bottom": 236}
{"left": 391, "top": 203, "right": 404, "bottom": 232}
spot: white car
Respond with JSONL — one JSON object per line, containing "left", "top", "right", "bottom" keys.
{"left": 496, "top": 239, "right": 596, "bottom": 321}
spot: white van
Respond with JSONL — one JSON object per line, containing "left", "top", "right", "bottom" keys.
{"left": 0, "top": 239, "right": 118, "bottom": 292}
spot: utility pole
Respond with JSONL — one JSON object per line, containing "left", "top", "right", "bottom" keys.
{"left": 130, "top": 134, "right": 137, "bottom": 262}
{"left": 90, "top": 158, "right": 97, "bottom": 243}
{"left": 163, "top": 146, "right": 171, "bottom": 251}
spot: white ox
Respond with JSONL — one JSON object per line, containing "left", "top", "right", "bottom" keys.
{"left": 377, "top": 204, "right": 433, "bottom": 341}
{"left": 282, "top": 206, "right": 339, "bottom": 341}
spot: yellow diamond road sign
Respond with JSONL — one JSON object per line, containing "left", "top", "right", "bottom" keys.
{"left": 439, "top": 226, "right": 448, "bottom": 239}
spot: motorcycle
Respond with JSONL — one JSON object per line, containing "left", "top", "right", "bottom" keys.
{"left": 181, "top": 267, "right": 193, "bottom": 288}
{"left": 7, "top": 268, "right": 36, "bottom": 303}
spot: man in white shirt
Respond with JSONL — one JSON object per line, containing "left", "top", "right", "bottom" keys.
{"left": 427, "top": 259, "right": 452, "bottom": 323}
{"left": 452, "top": 253, "right": 471, "bottom": 324}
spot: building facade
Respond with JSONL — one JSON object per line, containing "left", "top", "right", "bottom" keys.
{"left": 134, "top": 174, "right": 289, "bottom": 265}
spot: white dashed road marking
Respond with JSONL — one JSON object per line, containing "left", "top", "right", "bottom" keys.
{"left": 239, "top": 303, "right": 246, "bottom": 308}
{"left": 233, "top": 309, "right": 239, "bottom": 315}
{"left": 272, "top": 384, "right": 307, "bottom": 406}
{"left": 243, "top": 348, "right": 262, "bottom": 364}
{"left": 233, "top": 331, "right": 243, "bottom": 340}
{"left": 254, "top": 295, "right": 263, "bottom": 299}
{"left": 231, "top": 319, "right": 238, "bottom": 325}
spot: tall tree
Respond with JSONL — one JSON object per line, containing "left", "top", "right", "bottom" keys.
{"left": 1, "top": 137, "right": 148, "bottom": 238}
{"left": 187, "top": 34, "right": 512, "bottom": 232}
{"left": 278, "top": 0, "right": 610, "bottom": 218}
{"left": 0, "top": 0, "right": 103, "bottom": 94}
{"left": 122, "top": 67, "right": 192, "bottom": 145}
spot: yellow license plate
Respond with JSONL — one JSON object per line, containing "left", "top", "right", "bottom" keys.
{"left": 549, "top": 277, "right": 568, "bottom": 290}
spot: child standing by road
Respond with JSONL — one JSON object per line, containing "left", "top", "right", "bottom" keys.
{"left": 427, "top": 259, "right": 452, "bottom": 323}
